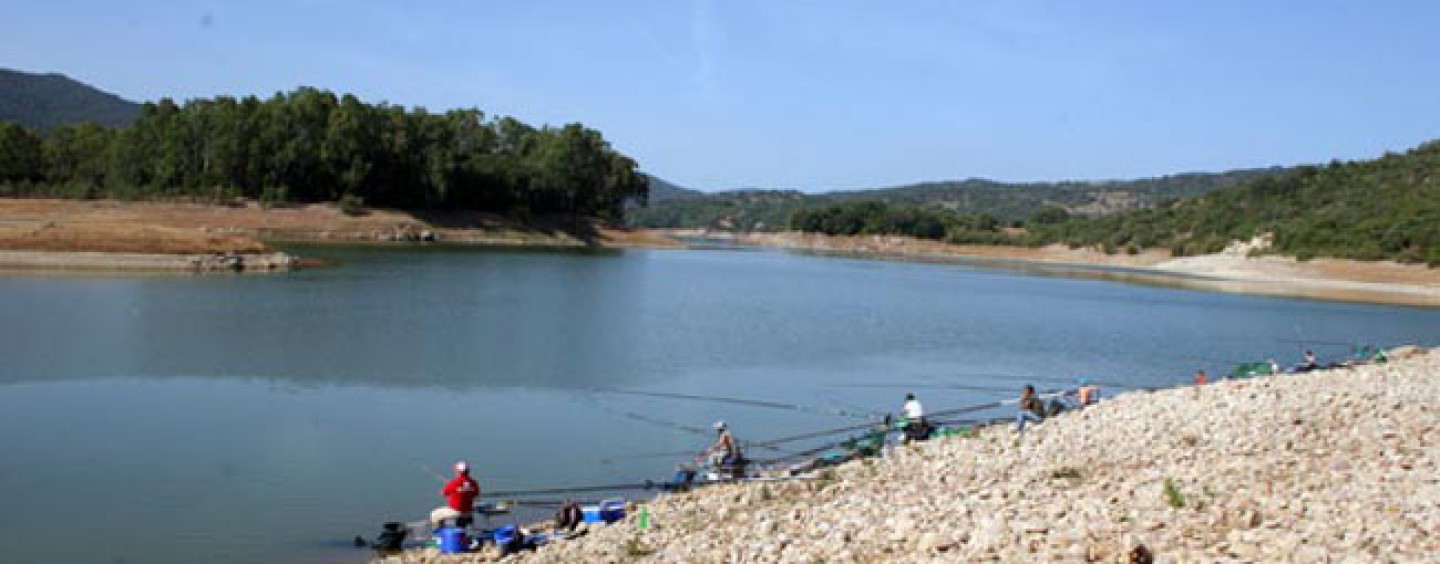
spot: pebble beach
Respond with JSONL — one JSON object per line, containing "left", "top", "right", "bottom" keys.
{"left": 397, "top": 346, "right": 1439, "bottom": 563}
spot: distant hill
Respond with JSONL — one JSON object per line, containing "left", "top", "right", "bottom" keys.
{"left": 1031, "top": 141, "right": 1440, "bottom": 264}
{"left": 642, "top": 174, "right": 703, "bottom": 203}
{"left": 0, "top": 68, "right": 140, "bottom": 130}
{"left": 626, "top": 168, "right": 1285, "bottom": 231}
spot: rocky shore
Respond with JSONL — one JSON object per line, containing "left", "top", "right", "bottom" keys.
{"left": 723, "top": 231, "right": 1440, "bottom": 307}
{"left": 0, "top": 249, "right": 298, "bottom": 273}
{"left": 397, "top": 346, "right": 1439, "bottom": 563}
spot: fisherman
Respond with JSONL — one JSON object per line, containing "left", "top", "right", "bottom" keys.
{"left": 554, "top": 500, "right": 583, "bottom": 532}
{"left": 706, "top": 421, "right": 743, "bottom": 471}
{"left": 1194, "top": 369, "right": 1207, "bottom": 385}
{"left": 901, "top": 393, "right": 930, "bottom": 442}
{"left": 1050, "top": 377, "right": 1100, "bottom": 414}
{"left": 1077, "top": 378, "right": 1100, "bottom": 406}
{"left": 429, "top": 461, "right": 481, "bottom": 529}
{"left": 1301, "top": 350, "right": 1319, "bottom": 372}
{"left": 1015, "top": 385, "right": 1044, "bottom": 434}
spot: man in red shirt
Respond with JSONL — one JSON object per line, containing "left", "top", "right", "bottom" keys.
{"left": 429, "top": 461, "right": 481, "bottom": 528}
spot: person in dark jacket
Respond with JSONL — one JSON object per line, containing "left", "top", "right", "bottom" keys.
{"left": 1016, "top": 385, "right": 1044, "bottom": 434}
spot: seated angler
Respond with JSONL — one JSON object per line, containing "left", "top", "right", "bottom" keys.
{"left": 1077, "top": 377, "right": 1100, "bottom": 406}
{"left": 901, "top": 392, "right": 931, "bottom": 442}
{"left": 1015, "top": 385, "right": 1045, "bottom": 434}
{"left": 705, "top": 421, "right": 746, "bottom": 474}
{"left": 429, "top": 461, "right": 481, "bottom": 529}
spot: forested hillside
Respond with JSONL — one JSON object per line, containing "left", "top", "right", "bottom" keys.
{"left": 626, "top": 168, "right": 1280, "bottom": 230}
{"left": 0, "top": 69, "right": 140, "bottom": 130}
{"left": 773, "top": 141, "right": 1440, "bottom": 265}
{"left": 0, "top": 88, "right": 647, "bottom": 219}
{"left": 1031, "top": 142, "right": 1440, "bottom": 264}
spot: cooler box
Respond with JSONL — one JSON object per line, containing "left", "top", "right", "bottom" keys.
{"left": 438, "top": 527, "right": 467, "bottom": 554}
{"left": 581, "top": 499, "right": 627, "bottom": 524}
{"left": 493, "top": 524, "right": 519, "bottom": 545}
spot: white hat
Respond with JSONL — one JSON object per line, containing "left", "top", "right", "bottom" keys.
{"left": 713, "top": 420, "right": 727, "bottom": 431}
{"left": 455, "top": 461, "right": 469, "bottom": 473}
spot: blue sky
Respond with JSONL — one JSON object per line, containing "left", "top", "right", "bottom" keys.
{"left": 3, "top": 1, "right": 1438, "bottom": 191}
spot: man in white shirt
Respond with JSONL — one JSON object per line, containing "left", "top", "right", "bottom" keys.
{"left": 901, "top": 393, "right": 930, "bottom": 442}
{"left": 903, "top": 393, "right": 924, "bottom": 420}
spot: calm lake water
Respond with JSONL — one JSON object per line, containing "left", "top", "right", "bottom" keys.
{"left": 1, "top": 245, "right": 1437, "bottom": 563}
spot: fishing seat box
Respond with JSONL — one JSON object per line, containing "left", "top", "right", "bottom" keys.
{"left": 581, "top": 499, "right": 626, "bottom": 524}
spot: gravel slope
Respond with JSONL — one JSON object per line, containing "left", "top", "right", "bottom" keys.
{"left": 399, "top": 347, "right": 1439, "bottom": 563}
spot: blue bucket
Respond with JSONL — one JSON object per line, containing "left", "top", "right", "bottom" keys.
{"left": 493, "top": 525, "right": 519, "bottom": 545}
{"left": 438, "top": 527, "right": 467, "bottom": 554}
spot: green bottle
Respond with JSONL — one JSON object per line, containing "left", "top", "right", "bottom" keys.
{"left": 637, "top": 506, "right": 650, "bottom": 530}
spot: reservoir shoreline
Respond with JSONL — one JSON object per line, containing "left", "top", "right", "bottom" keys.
{"left": 2, "top": 198, "right": 1435, "bottom": 308}
{"left": 401, "top": 346, "right": 1440, "bottom": 562}
{"left": 720, "top": 230, "right": 1440, "bottom": 308}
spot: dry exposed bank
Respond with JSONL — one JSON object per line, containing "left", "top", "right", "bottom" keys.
{"left": 0, "top": 198, "right": 681, "bottom": 272}
{"left": 400, "top": 346, "right": 1439, "bottom": 563}
{"left": 723, "top": 231, "right": 1440, "bottom": 307}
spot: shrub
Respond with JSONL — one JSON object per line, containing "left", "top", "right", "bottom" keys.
{"left": 338, "top": 193, "right": 365, "bottom": 216}
{"left": 1163, "top": 478, "right": 1187, "bottom": 508}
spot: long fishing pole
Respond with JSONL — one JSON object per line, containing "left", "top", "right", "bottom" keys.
{"left": 485, "top": 481, "right": 661, "bottom": 498}
{"left": 746, "top": 396, "right": 1008, "bottom": 450}
{"left": 829, "top": 382, "right": 1016, "bottom": 394}
{"left": 589, "top": 388, "right": 880, "bottom": 420}
{"left": 599, "top": 450, "right": 705, "bottom": 463}
{"left": 587, "top": 398, "right": 791, "bottom": 454}
{"left": 939, "top": 371, "right": 1137, "bottom": 393}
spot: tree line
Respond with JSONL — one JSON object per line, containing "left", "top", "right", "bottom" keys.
{"left": 780, "top": 141, "right": 1440, "bottom": 266}
{"left": 0, "top": 87, "right": 647, "bottom": 219}
{"left": 789, "top": 201, "right": 1010, "bottom": 244}
{"left": 627, "top": 170, "right": 1282, "bottom": 230}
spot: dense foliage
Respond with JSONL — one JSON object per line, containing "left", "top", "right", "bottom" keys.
{"left": 0, "top": 69, "right": 141, "bottom": 131}
{"left": 778, "top": 142, "right": 1440, "bottom": 265}
{"left": 0, "top": 88, "right": 647, "bottom": 219}
{"left": 1031, "top": 142, "right": 1440, "bottom": 265}
{"left": 789, "top": 201, "right": 1007, "bottom": 244}
{"left": 626, "top": 169, "right": 1280, "bottom": 230}
{"left": 631, "top": 190, "right": 808, "bottom": 231}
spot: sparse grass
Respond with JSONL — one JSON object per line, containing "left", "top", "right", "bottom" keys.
{"left": 625, "top": 536, "right": 655, "bottom": 557}
{"left": 1050, "top": 467, "right": 1082, "bottom": 480}
{"left": 814, "top": 469, "right": 838, "bottom": 491}
{"left": 759, "top": 484, "right": 772, "bottom": 501}
{"left": 1163, "top": 478, "right": 1187, "bottom": 508}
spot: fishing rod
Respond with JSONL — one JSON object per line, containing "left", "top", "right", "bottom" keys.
{"left": 485, "top": 481, "right": 666, "bottom": 498}
{"left": 745, "top": 395, "right": 1019, "bottom": 450}
{"left": 752, "top": 413, "right": 1006, "bottom": 468}
{"left": 828, "top": 382, "right": 1016, "bottom": 394}
{"left": 591, "top": 401, "right": 790, "bottom": 454}
{"left": 589, "top": 387, "right": 880, "bottom": 420}
{"left": 940, "top": 370, "right": 1139, "bottom": 393}
{"left": 599, "top": 450, "right": 709, "bottom": 463}
{"left": 762, "top": 390, "right": 1059, "bottom": 451}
